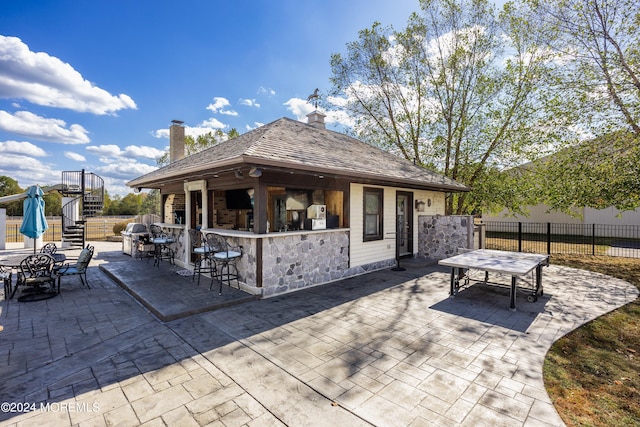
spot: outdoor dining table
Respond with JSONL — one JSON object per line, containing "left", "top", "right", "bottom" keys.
{"left": 0, "top": 252, "right": 66, "bottom": 268}
{"left": 0, "top": 252, "right": 66, "bottom": 301}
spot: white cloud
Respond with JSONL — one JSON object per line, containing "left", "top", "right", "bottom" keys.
{"left": 152, "top": 128, "right": 169, "bottom": 139}
{"left": 0, "top": 153, "right": 59, "bottom": 187}
{"left": 0, "top": 110, "right": 90, "bottom": 144}
{"left": 325, "top": 109, "right": 356, "bottom": 128}
{"left": 284, "top": 96, "right": 356, "bottom": 129}
{"left": 101, "top": 175, "right": 138, "bottom": 197}
{"left": 0, "top": 140, "right": 48, "bottom": 157}
{"left": 258, "top": 86, "right": 276, "bottom": 96}
{"left": 64, "top": 151, "right": 86, "bottom": 162}
{"left": 122, "top": 145, "right": 166, "bottom": 159}
{"left": 95, "top": 161, "right": 157, "bottom": 180}
{"left": 206, "top": 97, "right": 230, "bottom": 112}
{"left": 245, "top": 122, "right": 265, "bottom": 131}
{"left": 0, "top": 35, "right": 137, "bottom": 115}
{"left": 81, "top": 148, "right": 159, "bottom": 189}
{"left": 86, "top": 144, "right": 165, "bottom": 160}
{"left": 206, "top": 97, "right": 237, "bottom": 116}
{"left": 283, "top": 98, "right": 315, "bottom": 120}
{"left": 239, "top": 98, "right": 260, "bottom": 108}
{"left": 197, "top": 118, "right": 226, "bottom": 129}
{"left": 152, "top": 121, "right": 228, "bottom": 141}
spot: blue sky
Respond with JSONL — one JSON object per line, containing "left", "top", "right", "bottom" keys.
{"left": 0, "top": 0, "right": 423, "bottom": 196}
{"left": 1, "top": 1, "right": 508, "bottom": 197}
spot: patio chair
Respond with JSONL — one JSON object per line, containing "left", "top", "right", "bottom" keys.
{"left": 1, "top": 265, "right": 11, "bottom": 297}
{"left": 56, "top": 245, "right": 94, "bottom": 292}
{"left": 149, "top": 224, "right": 175, "bottom": 267}
{"left": 188, "top": 228, "right": 215, "bottom": 286}
{"left": 40, "top": 242, "right": 57, "bottom": 255}
{"left": 40, "top": 242, "right": 67, "bottom": 267}
{"left": 12, "top": 253, "right": 57, "bottom": 301}
{"left": 205, "top": 233, "right": 242, "bottom": 295}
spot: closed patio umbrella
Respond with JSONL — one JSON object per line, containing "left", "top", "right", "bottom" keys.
{"left": 20, "top": 185, "right": 48, "bottom": 253}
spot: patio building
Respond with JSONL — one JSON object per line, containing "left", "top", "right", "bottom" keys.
{"left": 127, "top": 112, "right": 469, "bottom": 297}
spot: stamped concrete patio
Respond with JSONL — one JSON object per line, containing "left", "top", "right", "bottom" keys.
{"left": 0, "top": 241, "right": 637, "bottom": 426}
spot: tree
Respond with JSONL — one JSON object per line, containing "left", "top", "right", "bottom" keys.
{"left": 100, "top": 189, "right": 113, "bottom": 215}
{"left": 104, "top": 194, "right": 122, "bottom": 215}
{"left": 140, "top": 189, "right": 160, "bottom": 215}
{"left": 156, "top": 129, "right": 240, "bottom": 167}
{"left": 42, "top": 191, "right": 62, "bottom": 216}
{"left": 525, "top": 0, "right": 640, "bottom": 212}
{"left": 118, "top": 193, "right": 143, "bottom": 215}
{"left": 0, "top": 176, "right": 24, "bottom": 216}
{"left": 535, "top": 131, "right": 640, "bottom": 213}
{"left": 329, "top": 0, "right": 561, "bottom": 215}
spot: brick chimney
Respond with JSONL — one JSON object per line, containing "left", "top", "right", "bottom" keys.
{"left": 306, "top": 111, "right": 326, "bottom": 129}
{"left": 170, "top": 120, "right": 185, "bottom": 163}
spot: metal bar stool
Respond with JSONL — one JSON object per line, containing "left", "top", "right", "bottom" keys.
{"left": 149, "top": 224, "right": 175, "bottom": 267}
{"left": 205, "top": 233, "right": 242, "bottom": 295}
{"left": 189, "top": 229, "right": 215, "bottom": 286}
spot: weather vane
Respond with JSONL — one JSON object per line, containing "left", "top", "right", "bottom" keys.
{"left": 306, "top": 88, "right": 319, "bottom": 109}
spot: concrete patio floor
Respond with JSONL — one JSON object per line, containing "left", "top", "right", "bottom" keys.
{"left": 0, "top": 241, "right": 637, "bottom": 426}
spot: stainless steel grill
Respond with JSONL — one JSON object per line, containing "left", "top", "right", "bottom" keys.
{"left": 121, "top": 223, "right": 149, "bottom": 257}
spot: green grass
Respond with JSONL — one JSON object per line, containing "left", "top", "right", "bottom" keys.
{"left": 545, "top": 255, "right": 640, "bottom": 426}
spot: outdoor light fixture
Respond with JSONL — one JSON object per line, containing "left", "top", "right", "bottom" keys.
{"left": 234, "top": 170, "right": 243, "bottom": 179}
{"left": 248, "top": 167, "right": 262, "bottom": 178}
{"left": 415, "top": 199, "right": 426, "bottom": 212}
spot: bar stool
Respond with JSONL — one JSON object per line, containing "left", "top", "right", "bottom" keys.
{"left": 149, "top": 225, "right": 175, "bottom": 267}
{"left": 1, "top": 265, "right": 11, "bottom": 298}
{"left": 189, "top": 229, "right": 215, "bottom": 286}
{"left": 205, "top": 233, "right": 242, "bottom": 295}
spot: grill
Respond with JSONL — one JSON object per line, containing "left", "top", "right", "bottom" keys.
{"left": 121, "top": 223, "right": 149, "bottom": 257}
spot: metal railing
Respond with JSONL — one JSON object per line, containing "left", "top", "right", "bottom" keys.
{"left": 483, "top": 221, "right": 640, "bottom": 257}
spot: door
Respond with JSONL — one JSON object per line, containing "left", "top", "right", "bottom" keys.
{"left": 396, "top": 192, "right": 413, "bottom": 257}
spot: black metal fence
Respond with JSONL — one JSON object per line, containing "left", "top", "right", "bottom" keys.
{"left": 483, "top": 221, "right": 640, "bottom": 258}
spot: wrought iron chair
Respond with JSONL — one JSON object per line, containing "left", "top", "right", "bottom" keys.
{"left": 1, "top": 265, "right": 11, "bottom": 298}
{"left": 149, "top": 224, "right": 175, "bottom": 267}
{"left": 188, "top": 229, "right": 215, "bottom": 286}
{"left": 40, "top": 242, "right": 57, "bottom": 255}
{"left": 205, "top": 233, "right": 242, "bottom": 294}
{"left": 40, "top": 242, "right": 67, "bottom": 268}
{"left": 56, "top": 245, "right": 94, "bottom": 292}
{"left": 12, "top": 253, "right": 57, "bottom": 302}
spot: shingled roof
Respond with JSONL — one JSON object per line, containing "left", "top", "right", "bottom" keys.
{"left": 128, "top": 117, "right": 469, "bottom": 192}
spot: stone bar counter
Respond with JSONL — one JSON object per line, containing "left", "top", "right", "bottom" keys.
{"left": 201, "top": 228, "right": 351, "bottom": 297}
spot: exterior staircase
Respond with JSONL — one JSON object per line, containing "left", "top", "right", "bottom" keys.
{"left": 60, "top": 170, "right": 104, "bottom": 248}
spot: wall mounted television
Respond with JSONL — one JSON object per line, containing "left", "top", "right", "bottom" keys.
{"left": 225, "top": 189, "right": 253, "bottom": 210}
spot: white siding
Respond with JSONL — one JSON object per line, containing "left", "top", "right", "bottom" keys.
{"left": 349, "top": 184, "right": 445, "bottom": 268}
{"left": 483, "top": 204, "right": 640, "bottom": 226}
{"left": 482, "top": 205, "right": 584, "bottom": 224}
{"left": 584, "top": 206, "right": 640, "bottom": 226}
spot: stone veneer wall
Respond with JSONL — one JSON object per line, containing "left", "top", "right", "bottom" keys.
{"left": 418, "top": 215, "right": 474, "bottom": 260}
{"left": 159, "top": 225, "right": 186, "bottom": 266}
{"left": 260, "top": 231, "right": 352, "bottom": 297}
{"left": 218, "top": 230, "right": 396, "bottom": 298}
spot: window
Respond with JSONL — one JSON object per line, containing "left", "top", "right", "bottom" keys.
{"left": 363, "top": 187, "right": 383, "bottom": 241}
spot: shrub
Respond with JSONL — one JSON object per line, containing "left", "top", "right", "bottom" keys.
{"left": 113, "top": 221, "right": 130, "bottom": 235}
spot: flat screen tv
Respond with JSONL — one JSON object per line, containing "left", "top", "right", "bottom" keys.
{"left": 225, "top": 189, "right": 253, "bottom": 210}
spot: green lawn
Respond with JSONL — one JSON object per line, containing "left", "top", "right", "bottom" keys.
{"left": 545, "top": 255, "right": 640, "bottom": 426}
